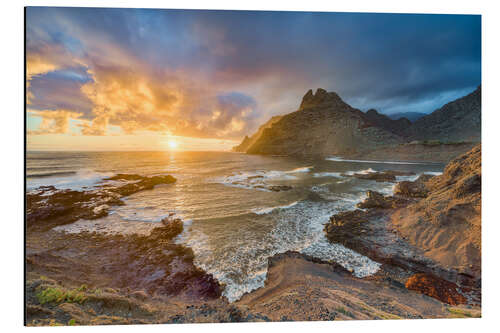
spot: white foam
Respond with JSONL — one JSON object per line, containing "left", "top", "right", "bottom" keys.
{"left": 326, "top": 156, "right": 428, "bottom": 165}
{"left": 27, "top": 169, "right": 114, "bottom": 191}
{"left": 251, "top": 201, "right": 299, "bottom": 215}
{"left": 211, "top": 166, "right": 311, "bottom": 191}
{"left": 395, "top": 174, "right": 420, "bottom": 182}
{"left": 344, "top": 168, "right": 377, "bottom": 176}
{"left": 424, "top": 171, "right": 443, "bottom": 176}
{"left": 179, "top": 197, "right": 382, "bottom": 303}
{"left": 53, "top": 214, "right": 157, "bottom": 236}
{"left": 287, "top": 166, "right": 313, "bottom": 173}
{"left": 313, "top": 172, "right": 343, "bottom": 178}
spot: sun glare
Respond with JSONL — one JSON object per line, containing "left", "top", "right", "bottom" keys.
{"left": 168, "top": 140, "right": 178, "bottom": 149}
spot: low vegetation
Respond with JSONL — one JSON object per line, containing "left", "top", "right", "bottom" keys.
{"left": 35, "top": 285, "right": 88, "bottom": 305}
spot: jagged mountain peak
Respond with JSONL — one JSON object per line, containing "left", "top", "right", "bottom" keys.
{"left": 299, "top": 88, "right": 345, "bottom": 110}
{"left": 366, "top": 109, "right": 380, "bottom": 116}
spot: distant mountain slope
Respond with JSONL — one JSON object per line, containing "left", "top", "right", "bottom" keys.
{"left": 245, "top": 89, "right": 404, "bottom": 157}
{"left": 232, "top": 115, "right": 283, "bottom": 152}
{"left": 403, "top": 86, "right": 481, "bottom": 142}
{"left": 364, "top": 109, "right": 411, "bottom": 136}
{"left": 388, "top": 112, "right": 426, "bottom": 122}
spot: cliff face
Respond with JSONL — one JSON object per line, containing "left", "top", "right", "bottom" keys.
{"left": 403, "top": 86, "right": 481, "bottom": 142}
{"left": 232, "top": 115, "right": 282, "bottom": 152}
{"left": 392, "top": 144, "right": 481, "bottom": 278}
{"left": 245, "top": 89, "right": 404, "bottom": 157}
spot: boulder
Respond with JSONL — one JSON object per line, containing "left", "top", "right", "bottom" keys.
{"left": 405, "top": 273, "right": 467, "bottom": 305}
{"left": 356, "top": 191, "right": 409, "bottom": 209}
{"left": 268, "top": 185, "right": 293, "bottom": 192}
{"left": 393, "top": 174, "right": 433, "bottom": 198}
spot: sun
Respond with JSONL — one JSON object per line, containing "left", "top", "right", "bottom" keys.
{"left": 168, "top": 140, "right": 178, "bottom": 149}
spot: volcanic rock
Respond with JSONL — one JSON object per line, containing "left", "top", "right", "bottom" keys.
{"left": 405, "top": 273, "right": 467, "bottom": 305}
{"left": 356, "top": 191, "right": 409, "bottom": 209}
{"left": 392, "top": 145, "right": 481, "bottom": 279}
{"left": 393, "top": 174, "right": 433, "bottom": 198}
{"left": 26, "top": 174, "right": 177, "bottom": 230}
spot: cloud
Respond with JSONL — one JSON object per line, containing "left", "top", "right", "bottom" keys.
{"left": 28, "top": 109, "right": 82, "bottom": 135}
{"left": 26, "top": 8, "right": 481, "bottom": 139}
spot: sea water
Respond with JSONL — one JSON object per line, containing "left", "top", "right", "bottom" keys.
{"left": 27, "top": 150, "right": 443, "bottom": 302}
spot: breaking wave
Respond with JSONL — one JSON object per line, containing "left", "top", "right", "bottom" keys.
{"left": 326, "top": 156, "right": 429, "bottom": 165}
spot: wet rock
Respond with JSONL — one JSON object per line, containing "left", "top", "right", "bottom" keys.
{"left": 26, "top": 174, "right": 177, "bottom": 230}
{"left": 356, "top": 191, "right": 409, "bottom": 209}
{"left": 393, "top": 174, "right": 433, "bottom": 198}
{"left": 405, "top": 273, "right": 467, "bottom": 305}
{"left": 346, "top": 170, "right": 416, "bottom": 183}
{"left": 324, "top": 210, "right": 373, "bottom": 248}
{"left": 349, "top": 171, "right": 396, "bottom": 182}
{"left": 268, "top": 185, "right": 293, "bottom": 192}
{"left": 27, "top": 214, "right": 222, "bottom": 311}
{"left": 105, "top": 174, "right": 145, "bottom": 181}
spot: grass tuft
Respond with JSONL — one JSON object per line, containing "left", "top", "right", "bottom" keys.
{"left": 36, "top": 286, "right": 87, "bottom": 305}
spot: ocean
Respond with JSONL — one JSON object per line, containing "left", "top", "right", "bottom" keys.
{"left": 26, "top": 151, "right": 444, "bottom": 302}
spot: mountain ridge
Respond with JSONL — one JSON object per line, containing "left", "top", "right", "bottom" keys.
{"left": 245, "top": 89, "right": 403, "bottom": 156}
{"left": 234, "top": 86, "right": 481, "bottom": 161}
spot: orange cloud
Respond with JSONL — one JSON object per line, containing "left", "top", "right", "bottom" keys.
{"left": 26, "top": 17, "right": 261, "bottom": 140}
{"left": 28, "top": 109, "right": 82, "bottom": 135}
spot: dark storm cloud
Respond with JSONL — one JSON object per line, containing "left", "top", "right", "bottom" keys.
{"left": 28, "top": 68, "right": 94, "bottom": 115}
{"left": 26, "top": 7, "right": 481, "bottom": 138}
{"left": 188, "top": 11, "right": 481, "bottom": 113}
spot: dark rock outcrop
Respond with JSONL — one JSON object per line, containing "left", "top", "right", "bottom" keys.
{"left": 356, "top": 191, "right": 410, "bottom": 209}
{"left": 393, "top": 174, "right": 433, "bottom": 198}
{"left": 27, "top": 216, "right": 222, "bottom": 301}
{"left": 405, "top": 273, "right": 467, "bottom": 305}
{"left": 343, "top": 170, "right": 415, "bottom": 183}
{"left": 268, "top": 185, "right": 293, "bottom": 192}
{"left": 26, "top": 174, "right": 177, "bottom": 230}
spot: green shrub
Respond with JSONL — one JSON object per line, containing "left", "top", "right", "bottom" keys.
{"left": 77, "top": 284, "right": 88, "bottom": 292}
{"left": 36, "top": 286, "right": 87, "bottom": 305}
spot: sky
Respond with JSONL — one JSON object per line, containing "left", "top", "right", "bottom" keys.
{"left": 26, "top": 7, "right": 481, "bottom": 151}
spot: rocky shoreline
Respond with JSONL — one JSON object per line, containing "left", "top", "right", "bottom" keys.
{"left": 27, "top": 174, "right": 176, "bottom": 231}
{"left": 324, "top": 145, "right": 481, "bottom": 305}
{"left": 26, "top": 147, "right": 481, "bottom": 325}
